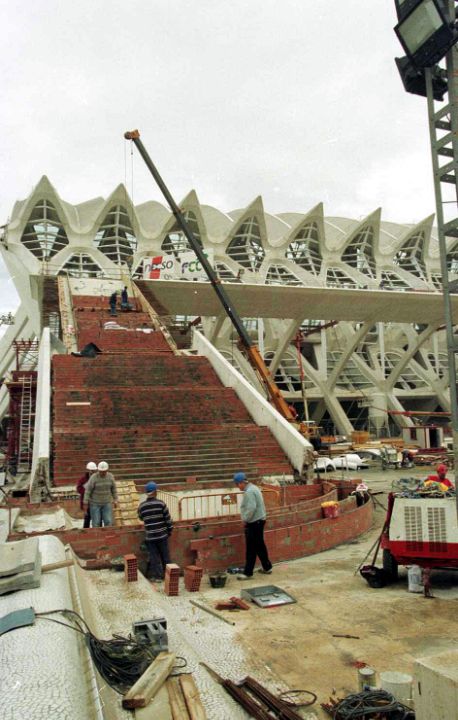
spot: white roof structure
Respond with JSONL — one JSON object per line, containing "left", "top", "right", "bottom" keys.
{"left": 0, "top": 176, "right": 455, "bottom": 436}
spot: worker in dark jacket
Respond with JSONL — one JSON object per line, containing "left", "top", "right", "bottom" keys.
{"left": 76, "top": 461, "right": 97, "bottom": 528}
{"left": 233, "top": 471, "right": 273, "bottom": 580}
{"left": 109, "top": 291, "right": 118, "bottom": 316}
{"left": 121, "top": 286, "right": 133, "bottom": 311}
{"left": 138, "top": 482, "right": 173, "bottom": 582}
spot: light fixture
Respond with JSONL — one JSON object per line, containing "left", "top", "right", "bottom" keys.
{"left": 394, "top": 0, "right": 457, "bottom": 68}
{"left": 395, "top": 55, "right": 448, "bottom": 99}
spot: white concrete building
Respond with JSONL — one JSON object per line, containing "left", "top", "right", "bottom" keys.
{"left": 0, "top": 176, "right": 455, "bottom": 437}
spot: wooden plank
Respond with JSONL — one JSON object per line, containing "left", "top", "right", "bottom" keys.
{"left": 167, "top": 677, "right": 190, "bottom": 720}
{"left": 122, "top": 651, "right": 176, "bottom": 709}
{"left": 135, "top": 684, "right": 173, "bottom": 720}
{"left": 179, "top": 675, "right": 207, "bottom": 720}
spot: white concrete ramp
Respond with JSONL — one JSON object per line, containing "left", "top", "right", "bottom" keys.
{"left": 0, "top": 535, "right": 94, "bottom": 720}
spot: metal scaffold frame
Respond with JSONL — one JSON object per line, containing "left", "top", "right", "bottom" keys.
{"left": 425, "top": 0, "right": 458, "bottom": 515}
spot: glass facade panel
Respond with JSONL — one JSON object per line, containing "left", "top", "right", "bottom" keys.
{"left": 94, "top": 205, "right": 137, "bottom": 265}
{"left": 285, "top": 222, "right": 321, "bottom": 275}
{"left": 161, "top": 210, "right": 202, "bottom": 258}
{"left": 59, "top": 253, "right": 103, "bottom": 278}
{"left": 342, "top": 225, "right": 375, "bottom": 277}
{"left": 325, "top": 267, "right": 358, "bottom": 288}
{"left": 21, "top": 200, "right": 69, "bottom": 260}
{"left": 226, "top": 216, "right": 265, "bottom": 271}
{"left": 393, "top": 230, "right": 427, "bottom": 281}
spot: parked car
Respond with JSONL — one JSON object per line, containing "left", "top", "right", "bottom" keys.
{"left": 313, "top": 457, "right": 336, "bottom": 473}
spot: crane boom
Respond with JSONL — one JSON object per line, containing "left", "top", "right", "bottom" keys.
{"left": 124, "top": 129, "right": 296, "bottom": 422}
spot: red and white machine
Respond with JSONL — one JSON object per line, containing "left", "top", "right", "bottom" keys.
{"left": 381, "top": 491, "right": 458, "bottom": 578}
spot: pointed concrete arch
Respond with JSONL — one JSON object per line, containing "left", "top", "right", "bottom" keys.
{"left": 158, "top": 190, "right": 207, "bottom": 258}
{"left": 390, "top": 216, "right": 434, "bottom": 284}
{"left": 283, "top": 203, "right": 324, "bottom": 276}
{"left": 9, "top": 176, "right": 76, "bottom": 239}
{"left": 92, "top": 186, "right": 139, "bottom": 266}
{"left": 224, "top": 197, "right": 268, "bottom": 272}
{"left": 340, "top": 209, "right": 381, "bottom": 279}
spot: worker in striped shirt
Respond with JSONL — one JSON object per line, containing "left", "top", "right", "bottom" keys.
{"left": 138, "top": 482, "right": 173, "bottom": 582}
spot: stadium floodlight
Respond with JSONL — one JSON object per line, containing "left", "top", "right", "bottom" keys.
{"left": 395, "top": 55, "right": 448, "bottom": 98}
{"left": 394, "top": 0, "right": 457, "bottom": 68}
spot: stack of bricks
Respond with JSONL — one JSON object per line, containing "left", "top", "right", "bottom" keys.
{"left": 124, "top": 554, "right": 138, "bottom": 583}
{"left": 184, "top": 565, "right": 204, "bottom": 592}
{"left": 164, "top": 563, "right": 180, "bottom": 596}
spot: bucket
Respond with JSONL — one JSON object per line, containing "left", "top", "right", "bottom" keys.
{"left": 209, "top": 573, "right": 227, "bottom": 588}
{"left": 357, "top": 666, "right": 376, "bottom": 691}
{"left": 380, "top": 671, "right": 412, "bottom": 702}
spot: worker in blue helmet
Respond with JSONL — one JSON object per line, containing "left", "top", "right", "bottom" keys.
{"left": 138, "top": 481, "right": 173, "bottom": 582}
{"left": 233, "top": 472, "right": 272, "bottom": 580}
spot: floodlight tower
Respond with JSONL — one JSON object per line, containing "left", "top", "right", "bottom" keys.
{"left": 394, "top": 0, "right": 458, "bottom": 502}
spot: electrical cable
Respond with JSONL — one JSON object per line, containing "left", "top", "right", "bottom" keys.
{"left": 278, "top": 688, "right": 317, "bottom": 707}
{"left": 331, "top": 688, "right": 410, "bottom": 719}
{"left": 35, "top": 609, "right": 163, "bottom": 695}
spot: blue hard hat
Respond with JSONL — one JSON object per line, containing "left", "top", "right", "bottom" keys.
{"left": 233, "top": 472, "right": 246, "bottom": 484}
{"left": 145, "top": 482, "right": 157, "bottom": 493}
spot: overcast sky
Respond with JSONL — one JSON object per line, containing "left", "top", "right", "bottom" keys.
{"left": 0, "top": 0, "right": 438, "bottom": 309}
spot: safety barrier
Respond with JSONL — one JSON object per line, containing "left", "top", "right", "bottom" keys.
{"left": 158, "top": 486, "right": 280, "bottom": 521}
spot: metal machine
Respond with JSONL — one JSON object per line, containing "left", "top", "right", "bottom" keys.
{"left": 381, "top": 490, "right": 458, "bottom": 578}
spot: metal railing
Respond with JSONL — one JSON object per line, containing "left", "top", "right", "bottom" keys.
{"left": 158, "top": 486, "right": 281, "bottom": 521}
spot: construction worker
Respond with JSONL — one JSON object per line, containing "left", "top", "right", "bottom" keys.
{"left": 138, "top": 482, "right": 173, "bottom": 582}
{"left": 109, "top": 291, "right": 118, "bottom": 316}
{"left": 233, "top": 471, "right": 273, "bottom": 580}
{"left": 76, "top": 461, "right": 97, "bottom": 528}
{"left": 121, "top": 286, "right": 133, "bottom": 311}
{"left": 84, "top": 461, "right": 118, "bottom": 527}
{"left": 426, "top": 463, "right": 454, "bottom": 490}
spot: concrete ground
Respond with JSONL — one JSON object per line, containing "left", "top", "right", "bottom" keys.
{"left": 72, "top": 464, "right": 458, "bottom": 719}
{"left": 193, "top": 465, "right": 458, "bottom": 718}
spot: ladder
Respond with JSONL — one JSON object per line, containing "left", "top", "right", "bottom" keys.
{"left": 17, "top": 374, "right": 34, "bottom": 472}
{"left": 425, "top": 23, "right": 458, "bottom": 479}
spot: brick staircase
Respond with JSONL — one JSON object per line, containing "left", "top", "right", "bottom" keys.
{"left": 51, "top": 293, "right": 293, "bottom": 489}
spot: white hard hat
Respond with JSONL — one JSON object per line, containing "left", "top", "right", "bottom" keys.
{"left": 86, "top": 461, "right": 97, "bottom": 471}
{"left": 98, "top": 461, "right": 109, "bottom": 471}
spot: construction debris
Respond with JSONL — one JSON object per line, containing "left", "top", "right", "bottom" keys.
{"left": 215, "top": 596, "right": 251, "bottom": 611}
{"left": 200, "top": 663, "right": 306, "bottom": 720}
{"left": 189, "top": 599, "right": 236, "bottom": 626}
{"left": 122, "top": 651, "right": 175, "bottom": 709}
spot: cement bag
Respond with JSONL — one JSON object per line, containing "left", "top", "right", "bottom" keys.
{"left": 407, "top": 565, "right": 423, "bottom": 593}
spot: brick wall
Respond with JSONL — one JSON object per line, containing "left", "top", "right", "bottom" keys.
{"left": 8, "top": 492, "right": 373, "bottom": 573}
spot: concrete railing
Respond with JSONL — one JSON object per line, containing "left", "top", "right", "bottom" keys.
{"left": 30, "top": 327, "right": 52, "bottom": 502}
{"left": 192, "top": 330, "right": 313, "bottom": 473}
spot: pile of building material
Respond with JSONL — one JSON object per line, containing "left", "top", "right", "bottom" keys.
{"left": 0, "top": 537, "right": 41, "bottom": 594}
{"left": 115, "top": 479, "right": 141, "bottom": 526}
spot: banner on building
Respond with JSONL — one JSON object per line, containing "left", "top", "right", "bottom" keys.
{"left": 143, "top": 250, "right": 214, "bottom": 281}
{"left": 180, "top": 249, "right": 214, "bottom": 281}
{"left": 143, "top": 255, "right": 177, "bottom": 280}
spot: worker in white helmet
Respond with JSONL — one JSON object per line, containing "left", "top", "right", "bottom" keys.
{"left": 84, "top": 461, "right": 118, "bottom": 527}
{"left": 76, "top": 461, "right": 97, "bottom": 528}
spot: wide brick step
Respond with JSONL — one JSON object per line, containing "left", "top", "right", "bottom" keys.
{"left": 52, "top": 355, "right": 221, "bottom": 388}
{"left": 53, "top": 464, "right": 280, "bottom": 487}
{"left": 72, "top": 295, "right": 141, "bottom": 310}
{"left": 76, "top": 330, "right": 173, "bottom": 353}
{"left": 53, "top": 388, "right": 253, "bottom": 428}
{"left": 75, "top": 312, "right": 152, "bottom": 327}
{"left": 53, "top": 452, "right": 288, "bottom": 474}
